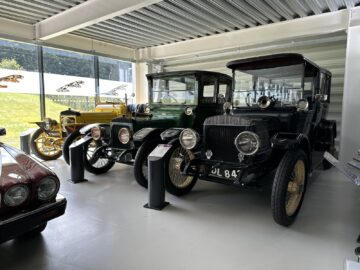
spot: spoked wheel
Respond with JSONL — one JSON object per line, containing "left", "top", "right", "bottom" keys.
{"left": 30, "top": 128, "right": 62, "bottom": 161}
{"left": 165, "top": 144, "right": 198, "bottom": 196}
{"left": 83, "top": 139, "right": 115, "bottom": 174}
{"left": 271, "top": 150, "right": 308, "bottom": 226}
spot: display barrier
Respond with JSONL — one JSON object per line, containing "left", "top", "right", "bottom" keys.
{"left": 68, "top": 136, "right": 92, "bottom": 184}
{"left": 19, "top": 128, "right": 36, "bottom": 154}
{"left": 324, "top": 150, "right": 360, "bottom": 269}
{"left": 144, "top": 144, "right": 173, "bottom": 210}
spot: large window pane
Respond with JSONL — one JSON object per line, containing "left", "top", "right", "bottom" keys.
{"left": 99, "top": 56, "right": 134, "bottom": 104}
{"left": 43, "top": 47, "right": 95, "bottom": 120}
{"left": 0, "top": 39, "right": 40, "bottom": 147}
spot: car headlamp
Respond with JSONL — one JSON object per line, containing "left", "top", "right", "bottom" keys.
{"left": 61, "top": 117, "right": 75, "bottom": 132}
{"left": 4, "top": 185, "right": 29, "bottom": 207}
{"left": 234, "top": 131, "right": 260, "bottom": 155}
{"left": 185, "top": 107, "right": 193, "bottom": 116}
{"left": 37, "top": 177, "right": 59, "bottom": 201}
{"left": 91, "top": 126, "right": 102, "bottom": 141}
{"left": 297, "top": 99, "right": 309, "bottom": 112}
{"left": 118, "top": 128, "right": 130, "bottom": 144}
{"left": 145, "top": 107, "right": 151, "bottom": 114}
{"left": 179, "top": 128, "right": 199, "bottom": 150}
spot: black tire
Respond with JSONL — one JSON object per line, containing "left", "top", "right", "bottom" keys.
{"left": 133, "top": 138, "right": 162, "bottom": 188}
{"left": 83, "top": 139, "right": 115, "bottom": 174}
{"left": 62, "top": 129, "right": 82, "bottom": 165}
{"left": 30, "top": 128, "right": 62, "bottom": 161}
{"left": 164, "top": 143, "right": 198, "bottom": 196}
{"left": 271, "top": 150, "right": 308, "bottom": 226}
{"left": 24, "top": 222, "right": 47, "bottom": 236}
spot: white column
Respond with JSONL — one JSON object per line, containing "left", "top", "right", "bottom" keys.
{"left": 339, "top": 7, "right": 360, "bottom": 161}
{"left": 134, "top": 62, "right": 149, "bottom": 104}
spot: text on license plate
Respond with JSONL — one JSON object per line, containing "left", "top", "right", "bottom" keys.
{"left": 210, "top": 168, "right": 241, "bottom": 179}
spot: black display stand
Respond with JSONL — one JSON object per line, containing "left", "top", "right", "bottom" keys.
{"left": 68, "top": 136, "right": 92, "bottom": 184}
{"left": 144, "top": 144, "right": 173, "bottom": 210}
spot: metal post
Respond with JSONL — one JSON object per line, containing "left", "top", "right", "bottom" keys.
{"left": 68, "top": 136, "right": 92, "bottom": 184}
{"left": 144, "top": 144, "right": 173, "bottom": 210}
{"left": 94, "top": 55, "right": 100, "bottom": 105}
{"left": 37, "top": 45, "right": 46, "bottom": 120}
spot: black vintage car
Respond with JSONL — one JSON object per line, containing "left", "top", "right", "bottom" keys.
{"left": 162, "top": 54, "right": 336, "bottom": 226}
{"left": 80, "top": 71, "right": 232, "bottom": 188}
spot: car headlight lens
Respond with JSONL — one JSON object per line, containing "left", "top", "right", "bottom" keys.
{"left": 4, "top": 185, "right": 29, "bottom": 207}
{"left": 118, "top": 128, "right": 130, "bottom": 144}
{"left": 179, "top": 128, "right": 199, "bottom": 150}
{"left": 145, "top": 107, "right": 151, "bottom": 114}
{"left": 37, "top": 177, "right": 59, "bottom": 201}
{"left": 297, "top": 99, "right": 309, "bottom": 111}
{"left": 61, "top": 117, "right": 75, "bottom": 132}
{"left": 91, "top": 126, "right": 102, "bottom": 141}
{"left": 185, "top": 107, "right": 193, "bottom": 116}
{"left": 234, "top": 131, "right": 260, "bottom": 155}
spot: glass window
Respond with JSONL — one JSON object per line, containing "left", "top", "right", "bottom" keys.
{"left": 99, "top": 56, "right": 134, "bottom": 104}
{"left": 0, "top": 39, "right": 40, "bottom": 147}
{"left": 43, "top": 47, "right": 95, "bottom": 119}
{"left": 151, "top": 76, "right": 197, "bottom": 105}
{"left": 233, "top": 64, "right": 303, "bottom": 107}
{"left": 203, "top": 85, "right": 215, "bottom": 97}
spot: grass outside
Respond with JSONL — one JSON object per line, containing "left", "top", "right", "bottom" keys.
{"left": 0, "top": 93, "right": 68, "bottom": 148}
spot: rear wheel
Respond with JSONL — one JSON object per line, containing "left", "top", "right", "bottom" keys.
{"left": 84, "top": 139, "right": 115, "bottom": 174}
{"left": 133, "top": 138, "right": 162, "bottom": 188}
{"left": 271, "top": 150, "right": 308, "bottom": 226}
{"left": 165, "top": 144, "right": 197, "bottom": 196}
{"left": 30, "top": 128, "right": 62, "bottom": 161}
{"left": 62, "top": 129, "right": 83, "bottom": 165}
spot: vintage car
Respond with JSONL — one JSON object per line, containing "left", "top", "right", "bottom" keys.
{"left": 0, "top": 127, "right": 66, "bottom": 243}
{"left": 81, "top": 70, "right": 232, "bottom": 188}
{"left": 30, "top": 98, "right": 131, "bottom": 162}
{"left": 162, "top": 54, "right": 336, "bottom": 226}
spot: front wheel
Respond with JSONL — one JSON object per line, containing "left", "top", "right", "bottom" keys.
{"left": 133, "top": 138, "right": 162, "bottom": 188}
{"left": 271, "top": 150, "right": 308, "bottom": 226}
{"left": 165, "top": 143, "right": 197, "bottom": 196}
{"left": 30, "top": 128, "right": 62, "bottom": 161}
{"left": 84, "top": 139, "right": 115, "bottom": 174}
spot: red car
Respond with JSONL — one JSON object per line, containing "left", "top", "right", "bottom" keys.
{"left": 0, "top": 127, "right": 66, "bottom": 243}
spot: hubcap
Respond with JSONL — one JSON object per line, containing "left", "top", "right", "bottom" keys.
{"left": 168, "top": 147, "right": 195, "bottom": 188}
{"left": 285, "top": 160, "right": 305, "bottom": 216}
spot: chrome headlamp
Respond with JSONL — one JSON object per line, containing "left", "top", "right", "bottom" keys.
{"left": 91, "top": 126, "right": 102, "bottom": 141}
{"left": 144, "top": 106, "right": 151, "bottom": 114}
{"left": 297, "top": 99, "right": 309, "bottom": 111}
{"left": 118, "top": 128, "right": 130, "bottom": 144}
{"left": 185, "top": 107, "right": 193, "bottom": 116}
{"left": 61, "top": 117, "right": 75, "bottom": 132}
{"left": 179, "top": 128, "right": 199, "bottom": 150}
{"left": 37, "top": 176, "right": 59, "bottom": 201}
{"left": 234, "top": 131, "right": 260, "bottom": 156}
{"left": 4, "top": 185, "right": 29, "bottom": 207}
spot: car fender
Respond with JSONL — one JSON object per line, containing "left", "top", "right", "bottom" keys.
{"left": 271, "top": 132, "right": 311, "bottom": 159}
{"left": 133, "top": 128, "right": 165, "bottom": 142}
{"left": 79, "top": 123, "right": 110, "bottom": 135}
{"left": 160, "top": 128, "right": 184, "bottom": 142}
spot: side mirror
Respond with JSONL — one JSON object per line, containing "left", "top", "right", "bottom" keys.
{"left": 0, "top": 128, "right": 6, "bottom": 136}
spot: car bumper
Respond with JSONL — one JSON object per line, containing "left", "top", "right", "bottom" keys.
{"left": 0, "top": 194, "right": 67, "bottom": 243}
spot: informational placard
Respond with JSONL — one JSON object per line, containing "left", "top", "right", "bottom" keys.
{"left": 149, "top": 144, "right": 172, "bottom": 158}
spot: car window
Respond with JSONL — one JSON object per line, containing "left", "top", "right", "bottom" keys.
{"left": 219, "top": 84, "right": 228, "bottom": 97}
{"left": 203, "top": 84, "right": 215, "bottom": 97}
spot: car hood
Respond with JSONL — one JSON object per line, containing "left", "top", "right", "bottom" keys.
{"left": 0, "top": 143, "right": 55, "bottom": 191}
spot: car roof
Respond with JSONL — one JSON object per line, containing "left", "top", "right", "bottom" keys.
{"left": 146, "top": 70, "right": 232, "bottom": 80}
{"left": 226, "top": 53, "right": 331, "bottom": 76}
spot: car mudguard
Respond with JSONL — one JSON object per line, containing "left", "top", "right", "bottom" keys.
{"left": 271, "top": 133, "right": 311, "bottom": 158}
{"left": 133, "top": 127, "right": 165, "bottom": 142}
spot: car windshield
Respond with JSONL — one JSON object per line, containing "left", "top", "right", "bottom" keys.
{"left": 233, "top": 64, "right": 303, "bottom": 108}
{"left": 151, "top": 76, "right": 198, "bottom": 105}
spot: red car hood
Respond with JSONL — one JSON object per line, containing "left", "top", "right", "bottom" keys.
{"left": 0, "top": 143, "right": 55, "bottom": 191}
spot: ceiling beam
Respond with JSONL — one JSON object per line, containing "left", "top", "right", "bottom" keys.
{"left": 137, "top": 9, "right": 350, "bottom": 61}
{"left": 35, "top": 0, "right": 162, "bottom": 40}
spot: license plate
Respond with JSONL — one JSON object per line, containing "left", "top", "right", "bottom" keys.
{"left": 210, "top": 168, "right": 241, "bottom": 180}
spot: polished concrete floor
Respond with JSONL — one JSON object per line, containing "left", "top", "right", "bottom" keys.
{"left": 1, "top": 159, "right": 360, "bottom": 270}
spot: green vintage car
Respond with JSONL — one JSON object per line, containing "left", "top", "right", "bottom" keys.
{"left": 80, "top": 70, "right": 232, "bottom": 187}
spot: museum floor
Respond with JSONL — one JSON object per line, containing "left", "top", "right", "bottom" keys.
{"left": 1, "top": 159, "right": 359, "bottom": 270}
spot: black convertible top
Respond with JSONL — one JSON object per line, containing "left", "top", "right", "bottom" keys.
{"left": 226, "top": 53, "right": 331, "bottom": 76}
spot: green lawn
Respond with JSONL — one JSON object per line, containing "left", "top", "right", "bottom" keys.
{"left": 0, "top": 93, "right": 68, "bottom": 148}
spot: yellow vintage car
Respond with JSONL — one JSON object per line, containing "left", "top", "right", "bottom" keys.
{"left": 30, "top": 100, "right": 133, "bottom": 162}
